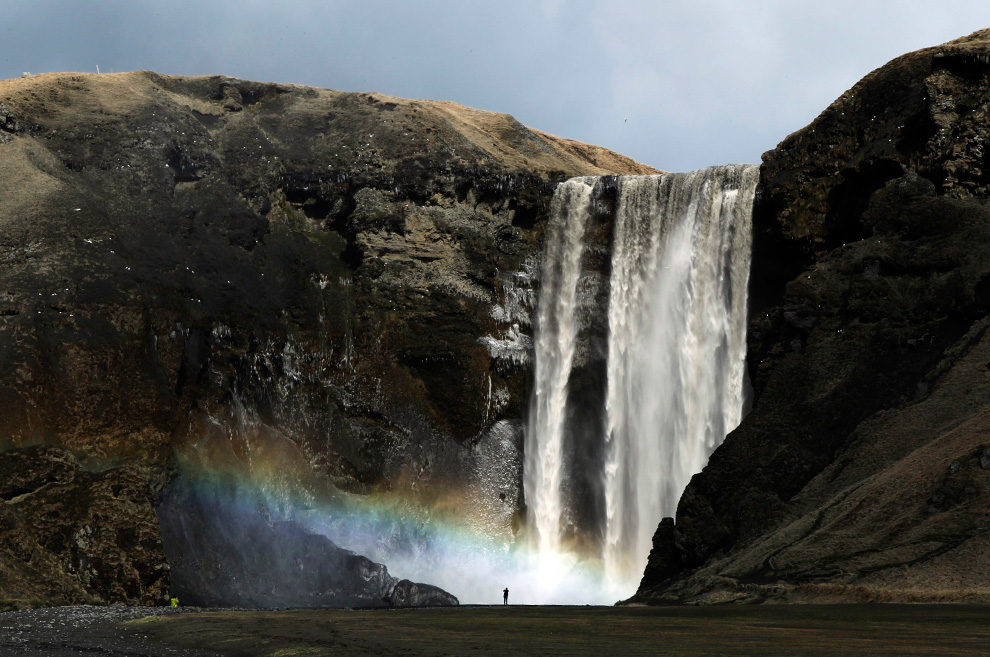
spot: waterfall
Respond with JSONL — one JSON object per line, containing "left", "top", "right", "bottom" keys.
{"left": 524, "top": 178, "right": 594, "bottom": 555}
{"left": 524, "top": 165, "right": 758, "bottom": 598}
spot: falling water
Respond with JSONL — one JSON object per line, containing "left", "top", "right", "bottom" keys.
{"left": 525, "top": 165, "right": 759, "bottom": 599}
{"left": 524, "top": 178, "right": 594, "bottom": 556}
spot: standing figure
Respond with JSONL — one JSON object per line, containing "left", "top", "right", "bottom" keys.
{"left": 503, "top": 587, "right": 509, "bottom": 605}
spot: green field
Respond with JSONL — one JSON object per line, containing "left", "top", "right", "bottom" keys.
{"left": 126, "top": 604, "right": 990, "bottom": 656}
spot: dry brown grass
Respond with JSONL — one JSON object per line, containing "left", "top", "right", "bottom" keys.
{"left": 1, "top": 71, "right": 660, "bottom": 178}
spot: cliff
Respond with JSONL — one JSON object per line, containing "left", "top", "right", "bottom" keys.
{"left": 633, "top": 28, "right": 990, "bottom": 604}
{"left": 0, "top": 446, "right": 168, "bottom": 609}
{"left": 0, "top": 71, "right": 655, "bottom": 607}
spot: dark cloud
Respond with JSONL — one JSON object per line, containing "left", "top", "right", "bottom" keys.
{"left": 4, "top": 0, "right": 990, "bottom": 170}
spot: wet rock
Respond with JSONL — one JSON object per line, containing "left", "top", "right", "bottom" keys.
{"left": 389, "top": 580, "right": 459, "bottom": 607}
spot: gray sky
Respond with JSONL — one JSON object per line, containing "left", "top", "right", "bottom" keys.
{"left": 4, "top": 1, "right": 990, "bottom": 171}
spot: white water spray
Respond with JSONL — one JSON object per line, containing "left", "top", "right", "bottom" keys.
{"left": 525, "top": 165, "right": 759, "bottom": 600}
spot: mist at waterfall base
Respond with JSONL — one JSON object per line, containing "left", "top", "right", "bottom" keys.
{"left": 164, "top": 166, "right": 757, "bottom": 606}
{"left": 163, "top": 443, "right": 609, "bottom": 606}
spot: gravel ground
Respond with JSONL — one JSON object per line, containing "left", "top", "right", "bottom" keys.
{"left": 7, "top": 603, "right": 990, "bottom": 656}
{"left": 0, "top": 605, "right": 222, "bottom": 656}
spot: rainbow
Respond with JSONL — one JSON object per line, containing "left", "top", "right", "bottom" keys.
{"left": 172, "top": 440, "right": 630, "bottom": 605}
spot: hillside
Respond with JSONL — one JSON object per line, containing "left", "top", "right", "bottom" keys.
{"left": 0, "top": 70, "right": 655, "bottom": 608}
{"left": 632, "top": 28, "right": 990, "bottom": 604}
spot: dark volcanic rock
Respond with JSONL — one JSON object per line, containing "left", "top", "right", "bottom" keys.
{"left": 632, "top": 28, "right": 990, "bottom": 605}
{"left": 0, "top": 446, "right": 169, "bottom": 609}
{"left": 388, "top": 579, "right": 457, "bottom": 607}
{"left": 0, "top": 71, "right": 653, "bottom": 606}
{"left": 0, "top": 71, "right": 653, "bottom": 471}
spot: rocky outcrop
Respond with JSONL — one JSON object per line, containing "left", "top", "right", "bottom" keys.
{"left": 632, "top": 29, "right": 990, "bottom": 604}
{"left": 0, "top": 446, "right": 169, "bottom": 610}
{"left": 0, "top": 71, "right": 654, "bottom": 606}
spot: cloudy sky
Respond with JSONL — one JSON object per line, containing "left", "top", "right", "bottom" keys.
{"left": 4, "top": 1, "right": 990, "bottom": 171}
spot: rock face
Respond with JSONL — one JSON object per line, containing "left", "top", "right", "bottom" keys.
{"left": 0, "top": 446, "right": 169, "bottom": 609}
{"left": 0, "top": 70, "right": 651, "bottom": 470}
{"left": 632, "top": 29, "right": 990, "bottom": 604}
{"left": 0, "top": 71, "right": 654, "bottom": 606}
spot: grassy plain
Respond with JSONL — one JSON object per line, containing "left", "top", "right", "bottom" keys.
{"left": 126, "top": 604, "right": 990, "bottom": 656}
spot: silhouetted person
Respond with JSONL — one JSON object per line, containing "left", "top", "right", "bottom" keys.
{"left": 503, "top": 587, "right": 509, "bottom": 605}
